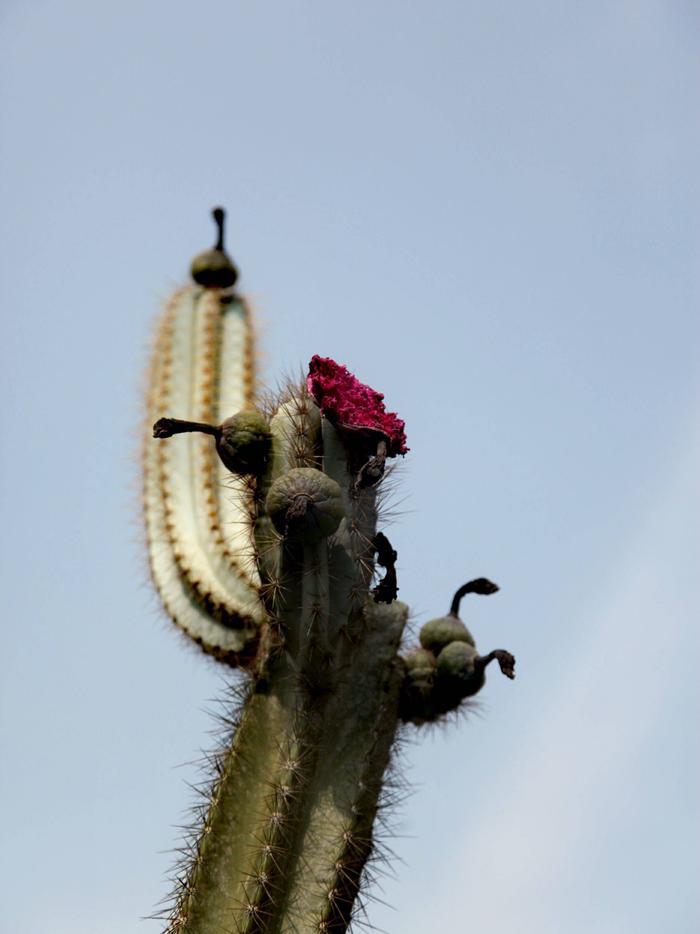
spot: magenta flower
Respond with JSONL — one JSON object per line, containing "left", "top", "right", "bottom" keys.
{"left": 306, "top": 355, "right": 408, "bottom": 456}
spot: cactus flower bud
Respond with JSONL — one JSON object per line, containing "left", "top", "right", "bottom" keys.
{"left": 399, "top": 647, "right": 438, "bottom": 723}
{"left": 216, "top": 411, "right": 271, "bottom": 474}
{"left": 265, "top": 467, "right": 345, "bottom": 541}
{"left": 403, "top": 647, "right": 437, "bottom": 680}
{"left": 419, "top": 616, "right": 476, "bottom": 653}
{"left": 190, "top": 206, "right": 239, "bottom": 289}
{"left": 436, "top": 640, "right": 485, "bottom": 703}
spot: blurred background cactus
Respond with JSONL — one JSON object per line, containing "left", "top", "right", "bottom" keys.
{"left": 144, "top": 208, "right": 515, "bottom": 933}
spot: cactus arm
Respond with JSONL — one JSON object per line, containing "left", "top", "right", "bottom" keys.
{"left": 144, "top": 286, "right": 266, "bottom": 661}
{"left": 144, "top": 291, "right": 255, "bottom": 659}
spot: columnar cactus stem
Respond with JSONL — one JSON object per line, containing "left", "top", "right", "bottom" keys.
{"left": 143, "top": 208, "right": 516, "bottom": 933}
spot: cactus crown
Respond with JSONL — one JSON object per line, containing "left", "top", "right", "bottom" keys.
{"left": 143, "top": 209, "right": 515, "bottom": 933}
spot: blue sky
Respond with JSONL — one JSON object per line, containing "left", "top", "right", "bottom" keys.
{"left": 1, "top": 2, "right": 698, "bottom": 932}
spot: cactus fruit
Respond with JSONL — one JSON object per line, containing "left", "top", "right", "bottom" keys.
{"left": 143, "top": 208, "right": 516, "bottom": 933}
{"left": 190, "top": 206, "right": 239, "bottom": 288}
{"left": 154, "top": 410, "right": 272, "bottom": 476}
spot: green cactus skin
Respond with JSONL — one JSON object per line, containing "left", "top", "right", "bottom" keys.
{"left": 144, "top": 209, "right": 515, "bottom": 933}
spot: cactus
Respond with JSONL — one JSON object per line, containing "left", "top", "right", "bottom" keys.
{"left": 143, "top": 208, "right": 516, "bottom": 933}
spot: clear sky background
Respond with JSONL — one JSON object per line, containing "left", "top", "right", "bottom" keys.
{"left": 1, "top": 2, "right": 698, "bottom": 932}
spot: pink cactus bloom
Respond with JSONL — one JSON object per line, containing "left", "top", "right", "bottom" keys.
{"left": 306, "top": 355, "right": 408, "bottom": 456}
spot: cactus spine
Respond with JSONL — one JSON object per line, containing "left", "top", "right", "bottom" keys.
{"left": 143, "top": 209, "right": 515, "bottom": 933}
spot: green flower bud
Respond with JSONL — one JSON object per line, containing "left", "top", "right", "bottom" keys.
{"left": 419, "top": 615, "right": 476, "bottom": 654}
{"left": 191, "top": 249, "right": 238, "bottom": 289}
{"left": 190, "top": 207, "right": 239, "bottom": 289}
{"left": 216, "top": 411, "right": 271, "bottom": 475}
{"left": 265, "top": 467, "right": 345, "bottom": 542}
{"left": 435, "top": 640, "right": 485, "bottom": 703}
{"left": 436, "top": 641, "right": 477, "bottom": 678}
{"left": 399, "top": 648, "right": 437, "bottom": 724}
{"left": 403, "top": 647, "right": 436, "bottom": 684}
